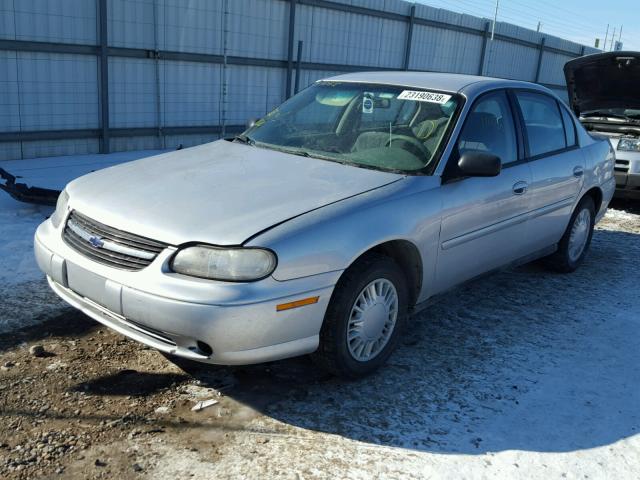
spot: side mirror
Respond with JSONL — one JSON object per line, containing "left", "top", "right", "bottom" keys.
{"left": 246, "top": 118, "right": 257, "bottom": 129}
{"left": 457, "top": 151, "right": 501, "bottom": 177}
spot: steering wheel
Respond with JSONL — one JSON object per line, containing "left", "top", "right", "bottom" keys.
{"left": 385, "top": 135, "right": 431, "bottom": 161}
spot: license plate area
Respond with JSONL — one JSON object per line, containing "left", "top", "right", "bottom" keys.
{"left": 65, "top": 261, "right": 123, "bottom": 315}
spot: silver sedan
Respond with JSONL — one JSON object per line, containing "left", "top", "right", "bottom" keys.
{"left": 34, "top": 72, "right": 615, "bottom": 377}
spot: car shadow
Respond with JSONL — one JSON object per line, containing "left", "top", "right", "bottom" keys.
{"left": 184, "top": 228, "right": 640, "bottom": 455}
{"left": 73, "top": 369, "right": 189, "bottom": 397}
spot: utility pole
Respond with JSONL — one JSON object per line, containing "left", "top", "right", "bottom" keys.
{"left": 603, "top": 24, "right": 609, "bottom": 51}
{"left": 536, "top": 21, "right": 541, "bottom": 33}
{"left": 610, "top": 27, "right": 616, "bottom": 51}
{"left": 491, "top": 0, "right": 499, "bottom": 40}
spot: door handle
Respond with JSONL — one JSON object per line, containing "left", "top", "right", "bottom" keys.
{"left": 573, "top": 166, "right": 584, "bottom": 177}
{"left": 512, "top": 181, "right": 528, "bottom": 195}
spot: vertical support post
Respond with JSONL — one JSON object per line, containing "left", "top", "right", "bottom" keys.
{"left": 534, "top": 37, "right": 545, "bottom": 83}
{"left": 580, "top": 45, "right": 586, "bottom": 57}
{"left": 403, "top": 5, "right": 415, "bottom": 71}
{"left": 221, "top": 0, "right": 229, "bottom": 138}
{"left": 285, "top": 0, "right": 297, "bottom": 99}
{"left": 294, "top": 40, "right": 303, "bottom": 95}
{"left": 478, "top": 21, "right": 490, "bottom": 76}
{"left": 98, "top": 0, "right": 110, "bottom": 153}
{"left": 491, "top": 0, "right": 499, "bottom": 40}
{"left": 152, "top": 0, "right": 163, "bottom": 148}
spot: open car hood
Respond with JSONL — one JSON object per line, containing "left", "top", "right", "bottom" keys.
{"left": 564, "top": 51, "right": 640, "bottom": 115}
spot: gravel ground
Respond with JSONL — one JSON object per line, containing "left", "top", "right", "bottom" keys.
{"left": 0, "top": 200, "right": 638, "bottom": 479}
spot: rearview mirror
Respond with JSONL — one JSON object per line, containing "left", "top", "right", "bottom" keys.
{"left": 457, "top": 151, "right": 501, "bottom": 177}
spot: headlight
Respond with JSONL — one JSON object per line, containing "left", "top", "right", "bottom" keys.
{"left": 170, "top": 245, "right": 277, "bottom": 281}
{"left": 617, "top": 138, "right": 640, "bottom": 152}
{"left": 50, "top": 189, "right": 69, "bottom": 228}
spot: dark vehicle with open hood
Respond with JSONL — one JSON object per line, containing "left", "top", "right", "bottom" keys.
{"left": 565, "top": 51, "right": 640, "bottom": 199}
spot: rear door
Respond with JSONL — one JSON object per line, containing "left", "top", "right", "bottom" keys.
{"left": 512, "top": 90, "right": 585, "bottom": 252}
{"left": 435, "top": 90, "right": 533, "bottom": 293}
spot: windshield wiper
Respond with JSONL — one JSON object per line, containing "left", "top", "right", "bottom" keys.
{"left": 581, "top": 111, "right": 629, "bottom": 120}
{"left": 233, "top": 134, "right": 255, "bottom": 145}
{"left": 260, "top": 144, "right": 338, "bottom": 162}
{"left": 581, "top": 112, "right": 640, "bottom": 125}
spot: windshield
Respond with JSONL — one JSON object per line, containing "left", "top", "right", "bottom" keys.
{"left": 241, "top": 82, "right": 460, "bottom": 173}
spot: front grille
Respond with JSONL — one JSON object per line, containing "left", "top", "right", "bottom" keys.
{"left": 615, "top": 159, "right": 630, "bottom": 173}
{"left": 63, "top": 211, "right": 168, "bottom": 271}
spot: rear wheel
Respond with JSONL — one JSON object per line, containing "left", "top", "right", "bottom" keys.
{"left": 543, "top": 196, "right": 595, "bottom": 273}
{"left": 312, "top": 254, "right": 408, "bottom": 378}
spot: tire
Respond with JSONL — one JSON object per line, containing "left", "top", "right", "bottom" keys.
{"left": 311, "top": 254, "right": 409, "bottom": 378}
{"left": 542, "top": 195, "right": 595, "bottom": 273}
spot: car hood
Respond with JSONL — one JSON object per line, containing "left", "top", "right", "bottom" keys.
{"left": 66, "top": 140, "right": 403, "bottom": 245}
{"left": 564, "top": 51, "right": 640, "bottom": 115}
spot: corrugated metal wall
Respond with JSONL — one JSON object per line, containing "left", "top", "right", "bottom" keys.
{"left": 0, "top": 0, "right": 599, "bottom": 161}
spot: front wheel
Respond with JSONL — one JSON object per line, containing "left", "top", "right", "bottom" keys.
{"left": 543, "top": 196, "right": 595, "bottom": 273}
{"left": 311, "top": 254, "right": 408, "bottom": 378}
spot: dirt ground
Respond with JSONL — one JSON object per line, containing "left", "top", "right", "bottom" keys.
{"left": 1, "top": 199, "right": 639, "bottom": 479}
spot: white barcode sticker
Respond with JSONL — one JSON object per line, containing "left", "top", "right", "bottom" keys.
{"left": 397, "top": 90, "right": 452, "bottom": 104}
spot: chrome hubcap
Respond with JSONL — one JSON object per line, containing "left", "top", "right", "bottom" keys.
{"left": 568, "top": 208, "right": 591, "bottom": 262}
{"left": 347, "top": 278, "right": 398, "bottom": 362}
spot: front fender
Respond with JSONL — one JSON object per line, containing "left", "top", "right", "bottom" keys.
{"left": 247, "top": 176, "right": 443, "bottom": 302}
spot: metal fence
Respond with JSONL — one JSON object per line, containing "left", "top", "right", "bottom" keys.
{"left": 0, "top": 0, "right": 599, "bottom": 161}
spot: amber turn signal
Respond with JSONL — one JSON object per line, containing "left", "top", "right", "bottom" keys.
{"left": 276, "top": 296, "right": 320, "bottom": 312}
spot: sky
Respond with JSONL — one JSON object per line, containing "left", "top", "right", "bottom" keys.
{"left": 417, "top": 0, "right": 640, "bottom": 51}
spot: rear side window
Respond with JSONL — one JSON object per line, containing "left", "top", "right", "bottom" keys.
{"left": 458, "top": 91, "right": 518, "bottom": 165}
{"left": 559, "top": 105, "right": 577, "bottom": 147}
{"left": 515, "top": 91, "right": 565, "bottom": 157}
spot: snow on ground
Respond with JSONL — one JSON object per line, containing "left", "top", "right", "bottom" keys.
{"left": 0, "top": 150, "right": 166, "bottom": 190}
{"left": 0, "top": 151, "right": 163, "bottom": 333}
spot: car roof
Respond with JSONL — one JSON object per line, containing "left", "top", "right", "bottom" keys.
{"left": 323, "top": 71, "right": 551, "bottom": 96}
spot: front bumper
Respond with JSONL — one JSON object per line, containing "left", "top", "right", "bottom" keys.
{"left": 35, "top": 219, "right": 339, "bottom": 365}
{"left": 614, "top": 172, "right": 640, "bottom": 199}
{"left": 614, "top": 154, "right": 640, "bottom": 199}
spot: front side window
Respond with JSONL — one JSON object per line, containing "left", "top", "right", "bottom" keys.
{"left": 516, "top": 91, "right": 566, "bottom": 157}
{"left": 243, "top": 82, "right": 460, "bottom": 173}
{"left": 457, "top": 91, "right": 518, "bottom": 165}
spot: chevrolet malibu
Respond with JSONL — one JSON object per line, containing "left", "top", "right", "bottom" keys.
{"left": 35, "top": 72, "right": 615, "bottom": 377}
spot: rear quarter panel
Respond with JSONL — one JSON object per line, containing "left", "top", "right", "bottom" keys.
{"left": 580, "top": 133, "right": 616, "bottom": 220}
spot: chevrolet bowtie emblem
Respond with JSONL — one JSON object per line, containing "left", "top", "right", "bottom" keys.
{"left": 88, "top": 236, "right": 105, "bottom": 248}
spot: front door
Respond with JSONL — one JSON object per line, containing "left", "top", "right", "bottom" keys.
{"left": 435, "top": 90, "right": 533, "bottom": 293}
